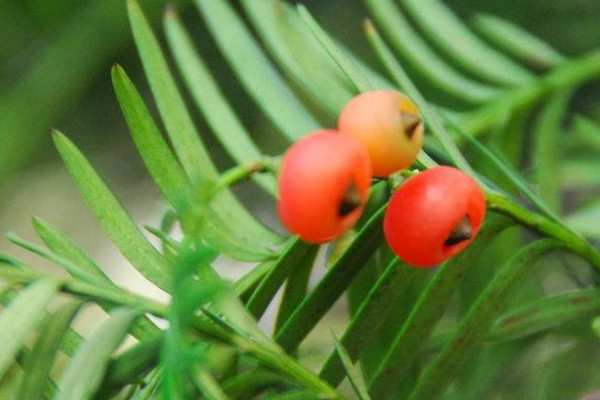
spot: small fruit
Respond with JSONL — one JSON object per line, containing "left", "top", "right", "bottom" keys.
{"left": 384, "top": 166, "right": 486, "bottom": 267}
{"left": 338, "top": 90, "right": 424, "bottom": 177}
{"left": 277, "top": 130, "right": 372, "bottom": 244}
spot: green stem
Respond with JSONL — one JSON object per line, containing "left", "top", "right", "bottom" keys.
{"left": 211, "top": 157, "right": 279, "bottom": 197}
{"left": 486, "top": 192, "right": 600, "bottom": 272}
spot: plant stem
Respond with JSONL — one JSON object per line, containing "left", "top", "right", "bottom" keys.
{"left": 486, "top": 192, "right": 600, "bottom": 272}
{"left": 210, "top": 157, "right": 279, "bottom": 198}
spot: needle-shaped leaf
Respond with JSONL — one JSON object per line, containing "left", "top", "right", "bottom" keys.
{"left": 331, "top": 335, "right": 372, "bottom": 400}
{"left": 274, "top": 246, "right": 318, "bottom": 333}
{"left": 32, "top": 217, "right": 161, "bottom": 340}
{"left": 408, "top": 240, "right": 561, "bottom": 400}
{"left": 112, "top": 63, "right": 279, "bottom": 261}
{"left": 297, "top": 5, "right": 373, "bottom": 93}
{"left": 55, "top": 308, "right": 140, "bottom": 400}
{"left": 533, "top": 91, "right": 573, "bottom": 212}
{"left": 573, "top": 114, "right": 600, "bottom": 152}
{"left": 368, "top": 217, "right": 511, "bottom": 398}
{"left": 52, "top": 130, "right": 172, "bottom": 292}
{"left": 491, "top": 289, "right": 600, "bottom": 342}
{"left": 127, "top": 0, "right": 283, "bottom": 259}
{"left": 163, "top": 9, "right": 276, "bottom": 196}
{"left": 472, "top": 13, "right": 566, "bottom": 69}
{"left": 247, "top": 239, "right": 317, "bottom": 320}
{"left": 364, "top": 0, "right": 500, "bottom": 104}
{"left": 276, "top": 206, "right": 387, "bottom": 352}
{"left": 240, "top": 0, "right": 354, "bottom": 117}
{"left": 0, "top": 279, "right": 58, "bottom": 381}
{"left": 6, "top": 233, "right": 106, "bottom": 286}
{"left": 320, "top": 258, "right": 418, "bottom": 386}
{"left": 400, "top": 0, "right": 535, "bottom": 86}
{"left": 17, "top": 300, "right": 83, "bottom": 400}
{"left": 32, "top": 217, "right": 111, "bottom": 283}
{"left": 222, "top": 370, "right": 285, "bottom": 399}
{"left": 195, "top": 0, "right": 320, "bottom": 141}
{"left": 444, "top": 120, "right": 563, "bottom": 224}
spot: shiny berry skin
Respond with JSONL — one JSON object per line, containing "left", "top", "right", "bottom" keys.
{"left": 338, "top": 90, "right": 424, "bottom": 178}
{"left": 277, "top": 130, "right": 372, "bottom": 244}
{"left": 384, "top": 166, "right": 486, "bottom": 267}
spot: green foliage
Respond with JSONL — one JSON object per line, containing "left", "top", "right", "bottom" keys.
{"left": 1, "top": 0, "right": 600, "bottom": 399}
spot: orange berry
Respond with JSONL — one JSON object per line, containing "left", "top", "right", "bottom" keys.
{"left": 338, "top": 90, "right": 424, "bottom": 177}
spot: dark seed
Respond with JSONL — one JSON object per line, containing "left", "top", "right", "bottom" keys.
{"left": 444, "top": 217, "right": 472, "bottom": 246}
{"left": 400, "top": 111, "right": 422, "bottom": 139}
{"left": 339, "top": 182, "right": 363, "bottom": 217}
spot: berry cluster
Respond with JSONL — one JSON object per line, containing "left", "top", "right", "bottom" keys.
{"left": 277, "top": 90, "right": 486, "bottom": 267}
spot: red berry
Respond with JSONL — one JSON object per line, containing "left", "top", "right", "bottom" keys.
{"left": 338, "top": 90, "right": 424, "bottom": 178}
{"left": 384, "top": 166, "right": 486, "bottom": 267}
{"left": 277, "top": 130, "right": 372, "bottom": 244}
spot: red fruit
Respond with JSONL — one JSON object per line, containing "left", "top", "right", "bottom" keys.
{"left": 338, "top": 90, "right": 424, "bottom": 177}
{"left": 384, "top": 166, "right": 486, "bottom": 267}
{"left": 277, "top": 130, "right": 372, "bottom": 244}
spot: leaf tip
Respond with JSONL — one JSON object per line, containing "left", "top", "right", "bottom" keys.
{"left": 164, "top": 3, "right": 178, "bottom": 20}
{"left": 363, "top": 18, "right": 376, "bottom": 35}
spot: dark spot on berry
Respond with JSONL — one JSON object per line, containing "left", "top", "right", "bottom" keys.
{"left": 339, "top": 181, "right": 362, "bottom": 217}
{"left": 400, "top": 111, "right": 422, "bottom": 139}
{"left": 445, "top": 216, "right": 472, "bottom": 246}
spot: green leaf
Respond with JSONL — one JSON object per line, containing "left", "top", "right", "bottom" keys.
{"left": 472, "top": 13, "right": 566, "bottom": 69}
{"left": 364, "top": 21, "right": 477, "bottom": 178}
{"left": 192, "top": 368, "right": 231, "bottom": 400}
{"left": 6, "top": 233, "right": 106, "bottom": 286}
{"left": 274, "top": 247, "right": 318, "bottom": 333}
{"left": 331, "top": 335, "right": 372, "bottom": 400}
{"left": 240, "top": 0, "right": 354, "bottom": 117}
{"left": 127, "top": 0, "right": 283, "bottom": 260}
{"left": 0, "top": 279, "right": 58, "bottom": 380}
{"left": 400, "top": 0, "right": 535, "bottom": 86}
{"left": 112, "top": 65, "right": 277, "bottom": 261}
{"left": 17, "top": 300, "right": 83, "bottom": 400}
{"left": 163, "top": 9, "right": 277, "bottom": 196}
{"left": 52, "top": 130, "right": 172, "bottom": 292}
{"left": 491, "top": 289, "right": 600, "bottom": 342}
{"left": 32, "top": 217, "right": 161, "bottom": 340}
{"left": 98, "top": 336, "right": 162, "bottom": 399}
{"left": 363, "top": 0, "right": 500, "bottom": 104}
{"left": 573, "top": 114, "right": 600, "bottom": 152}
{"left": 297, "top": 5, "right": 373, "bottom": 93}
{"left": 445, "top": 120, "right": 562, "bottom": 224}
{"left": 532, "top": 91, "right": 573, "bottom": 213}
{"left": 247, "top": 239, "right": 317, "bottom": 320}
{"left": 275, "top": 206, "right": 387, "bottom": 352}
{"left": 33, "top": 217, "right": 111, "bottom": 283}
{"left": 368, "top": 217, "right": 511, "bottom": 399}
{"left": 195, "top": 0, "right": 320, "bottom": 141}
{"left": 222, "top": 370, "right": 285, "bottom": 399}
{"left": 55, "top": 308, "right": 139, "bottom": 400}
{"left": 319, "top": 258, "right": 418, "bottom": 386}
{"left": 234, "top": 260, "right": 276, "bottom": 302}
{"left": 111, "top": 65, "right": 194, "bottom": 211}
{"left": 408, "top": 240, "right": 561, "bottom": 400}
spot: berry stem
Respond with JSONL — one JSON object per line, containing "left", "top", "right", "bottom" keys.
{"left": 210, "top": 157, "right": 279, "bottom": 198}
{"left": 486, "top": 192, "right": 600, "bottom": 272}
